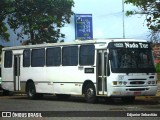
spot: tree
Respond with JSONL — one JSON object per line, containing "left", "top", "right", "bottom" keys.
{"left": 7, "top": 0, "right": 74, "bottom": 44}
{"left": 0, "top": 0, "right": 10, "bottom": 42}
{"left": 125, "top": 0, "right": 160, "bottom": 42}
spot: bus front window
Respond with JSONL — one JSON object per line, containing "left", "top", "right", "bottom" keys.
{"left": 110, "top": 49, "right": 156, "bottom": 73}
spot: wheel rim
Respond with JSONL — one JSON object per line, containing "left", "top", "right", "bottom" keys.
{"left": 28, "top": 86, "right": 35, "bottom": 97}
{"left": 87, "top": 88, "right": 94, "bottom": 99}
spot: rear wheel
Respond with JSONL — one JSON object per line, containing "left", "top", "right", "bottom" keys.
{"left": 26, "top": 82, "right": 43, "bottom": 100}
{"left": 84, "top": 83, "right": 97, "bottom": 103}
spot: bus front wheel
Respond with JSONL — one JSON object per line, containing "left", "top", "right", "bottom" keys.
{"left": 84, "top": 83, "right": 97, "bottom": 103}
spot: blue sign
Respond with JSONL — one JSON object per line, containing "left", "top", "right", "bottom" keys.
{"left": 75, "top": 14, "right": 93, "bottom": 40}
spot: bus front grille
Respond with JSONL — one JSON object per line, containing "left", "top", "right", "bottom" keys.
{"left": 130, "top": 81, "right": 145, "bottom": 85}
{"left": 127, "top": 88, "right": 147, "bottom": 91}
{"left": 128, "top": 79, "right": 146, "bottom": 80}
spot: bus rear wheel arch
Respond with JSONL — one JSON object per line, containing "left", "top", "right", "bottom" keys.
{"left": 26, "top": 81, "right": 43, "bottom": 100}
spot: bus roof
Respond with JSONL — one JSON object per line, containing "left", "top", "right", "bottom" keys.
{"left": 2, "top": 38, "right": 148, "bottom": 51}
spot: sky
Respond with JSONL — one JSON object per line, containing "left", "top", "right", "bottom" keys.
{"left": 0, "top": 0, "right": 150, "bottom": 46}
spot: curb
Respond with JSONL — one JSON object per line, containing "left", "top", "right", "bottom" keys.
{"left": 136, "top": 95, "right": 160, "bottom": 101}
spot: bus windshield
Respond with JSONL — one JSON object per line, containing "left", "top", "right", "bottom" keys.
{"left": 110, "top": 48, "right": 156, "bottom": 73}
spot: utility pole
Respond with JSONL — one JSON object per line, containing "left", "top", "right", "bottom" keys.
{"left": 122, "top": 0, "right": 125, "bottom": 38}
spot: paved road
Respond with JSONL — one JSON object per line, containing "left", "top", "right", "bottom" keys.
{"left": 0, "top": 80, "right": 160, "bottom": 119}
{"left": 0, "top": 94, "right": 160, "bottom": 120}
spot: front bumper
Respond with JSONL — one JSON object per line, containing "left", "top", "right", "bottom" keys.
{"left": 109, "top": 86, "right": 158, "bottom": 96}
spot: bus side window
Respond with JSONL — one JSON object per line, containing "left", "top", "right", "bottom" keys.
{"left": 31, "top": 48, "right": 45, "bottom": 67}
{"left": 23, "top": 49, "right": 30, "bottom": 67}
{"left": 4, "top": 51, "right": 13, "bottom": 68}
{"left": 46, "top": 47, "right": 61, "bottom": 66}
{"left": 79, "top": 45, "right": 95, "bottom": 66}
{"left": 62, "top": 46, "right": 78, "bottom": 66}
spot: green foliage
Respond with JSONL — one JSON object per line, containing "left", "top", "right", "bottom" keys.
{"left": 0, "top": 45, "right": 4, "bottom": 61}
{"left": 0, "top": 0, "right": 11, "bottom": 41}
{"left": 125, "top": 0, "right": 155, "bottom": 7}
{"left": 0, "top": 0, "right": 74, "bottom": 44}
{"left": 156, "top": 63, "right": 160, "bottom": 73}
{"left": 0, "top": 23, "right": 10, "bottom": 42}
{"left": 7, "top": 0, "right": 74, "bottom": 44}
{"left": 125, "top": 11, "right": 135, "bottom": 16}
{"left": 125, "top": 0, "right": 160, "bottom": 42}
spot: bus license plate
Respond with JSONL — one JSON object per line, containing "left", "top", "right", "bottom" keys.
{"left": 134, "top": 92, "right": 141, "bottom": 95}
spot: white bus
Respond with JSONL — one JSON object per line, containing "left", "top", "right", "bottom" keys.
{"left": 1, "top": 39, "right": 158, "bottom": 103}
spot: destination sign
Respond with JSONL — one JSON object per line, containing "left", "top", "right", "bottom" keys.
{"left": 111, "top": 42, "right": 150, "bottom": 49}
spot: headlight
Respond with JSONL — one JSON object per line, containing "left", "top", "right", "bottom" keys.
{"left": 113, "top": 81, "right": 127, "bottom": 85}
{"left": 152, "top": 81, "right": 155, "bottom": 84}
{"left": 123, "top": 81, "right": 127, "bottom": 85}
{"left": 148, "top": 81, "right": 151, "bottom": 84}
{"left": 113, "top": 81, "right": 118, "bottom": 85}
{"left": 119, "top": 81, "right": 127, "bottom": 85}
{"left": 119, "top": 81, "right": 122, "bottom": 85}
{"left": 148, "top": 81, "right": 156, "bottom": 85}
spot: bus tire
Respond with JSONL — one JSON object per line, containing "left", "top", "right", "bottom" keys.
{"left": 26, "top": 82, "right": 38, "bottom": 100}
{"left": 121, "top": 96, "right": 135, "bottom": 103}
{"left": 84, "top": 83, "right": 97, "bottom": 103}
{"left": 3, "top": 90, "right": 10, "bottom": 96}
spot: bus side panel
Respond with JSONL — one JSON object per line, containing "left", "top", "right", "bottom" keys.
{"left": 1, "top": 77, "right": 14, "bottom": 91}
{"left": 53, "top": 83, "right": 82, "bottom": 95}
{"left": 47, "top": 66, "right": 96, "bottom": 95}
{"left": 21, "top": 67, "right": 54, "bottom": 93}
{"left": 21, "top": 66, "right": 84, "bottom": 94}
{"left": 21, "top": 66, "right": 96, "bottom": 95}
{"left": 1, "top": 51, "right": 14, "bottom": 91}
{"left": 35, "top": 83, "right": 54, "bottom": 94}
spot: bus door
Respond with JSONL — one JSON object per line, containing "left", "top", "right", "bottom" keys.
{"left": 14, "top": 55, "right": 21, "bottom": 91}
{"left": 97, "top": 50, "right": 107, "bottom": 95}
